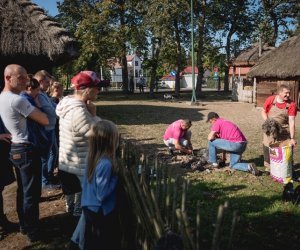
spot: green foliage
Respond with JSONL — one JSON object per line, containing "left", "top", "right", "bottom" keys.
{"left": 54, "top": 0, "right": 298, "bottom": 93}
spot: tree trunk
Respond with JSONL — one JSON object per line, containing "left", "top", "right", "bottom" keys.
{"left": 121, "top": 51, "right": 129, "bottom": 93}
{"left": 149, "top": 38, "right": 161, "bottom": 98}
{"left": 174, "top": 20, "right": 182, "bottom": 97}
{"left": 224, "top": 26, "right": 235, "bottom": 92}
{"left": 119, "top": 2, "right": 129, "bottom": 93}
{"left": 195, "top": 0, "right": 206, "bottom": 97}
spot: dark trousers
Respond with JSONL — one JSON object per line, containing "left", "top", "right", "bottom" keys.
{"left": 41, "top": 129, "right": 56, "bottom": 186}
{"left": 83, "top": 208, "right": 120, "bottom": 250}
{"left": 10, "top": 144, "right": 41, "bottom": 236}
{"left": 0, "top": 189, "right": 3, "bottom": 218}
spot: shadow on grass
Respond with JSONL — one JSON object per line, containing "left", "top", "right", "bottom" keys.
{"left": 98, "top": 104, "right": 206, "bottom": 126}
{"left": 187, "top": 180, "right": 300, "bottom": 250}
{"left": 23, "top": 213, "right": 78, "bottom": 250}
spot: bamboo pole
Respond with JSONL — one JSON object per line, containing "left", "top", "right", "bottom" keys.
{"left": 227, "top": 210, "right": 238, "bottom": 249}
{"left": 196, "top": 200, "right": 201, "bottom": 250}
{"left": 182, "top": 211, "right": 196, "bottom": 250}
{"left": 211, "top": 202, "right": 228, "bottom": 250}
{"left": 165, "top": 171, "right": 172, "bottom": 225}
{"left": 171, "top": 176, "right": 179, "bottom": 231}
{"left": 181, "top": 179, "right": 187, "bottom": 212}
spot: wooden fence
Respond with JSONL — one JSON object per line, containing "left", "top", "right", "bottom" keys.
{"left": 117, "top": 140, "right": 238, "bottom": 250}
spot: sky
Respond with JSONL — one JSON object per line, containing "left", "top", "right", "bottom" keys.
{"left": 31, "top": 0, "right": 61, "bottom": 16}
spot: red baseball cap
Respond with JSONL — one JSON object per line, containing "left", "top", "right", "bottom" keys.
{"left": 71, "top": 71, "right": 100, "bottom": 90}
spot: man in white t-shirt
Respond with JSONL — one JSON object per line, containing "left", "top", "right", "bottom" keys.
{"left": 0, "top": 64, "right": 48, "bottom": 242}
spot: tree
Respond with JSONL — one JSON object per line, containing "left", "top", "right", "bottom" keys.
{"left": 209, "top": 0, "right": 257, "bottom": 91}
{"left": 57, "top": 0, "right": 145, "bottom": 93}
{"left": 259, "top": 0, "right": 299, "bottom": 46}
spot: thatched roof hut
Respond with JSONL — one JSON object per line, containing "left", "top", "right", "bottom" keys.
{"left": 0, "top": 0, "right": 78, "bottom": 80}
{"left": 231, "top": 43, "right": 274, "bottom": 67}
{"left": 247, "top": 36, "right": 300, "bottom": 108}
{"left": 248, "top": 36, "right": 300, "bottom": 78}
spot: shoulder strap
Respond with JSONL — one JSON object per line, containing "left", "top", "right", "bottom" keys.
{"left": 272, "top": 95, "right": 277, "bottom": 105}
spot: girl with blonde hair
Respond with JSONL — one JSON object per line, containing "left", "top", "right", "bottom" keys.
{"left": 81, "top": 120, "right": 120, "bottom": 249}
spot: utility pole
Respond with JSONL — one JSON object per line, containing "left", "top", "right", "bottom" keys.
{"left": 191, "top": 0, "right": 197, "bottom": 103}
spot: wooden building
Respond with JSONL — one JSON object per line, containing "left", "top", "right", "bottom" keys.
{"left": 229, "top": 43, "right": 274, "bottom": 102}
{"left": 248, "top": 36, "right": 300, "bottom": 108}
{"left": 0, "top": 0, "right": 78, "bottom": 86}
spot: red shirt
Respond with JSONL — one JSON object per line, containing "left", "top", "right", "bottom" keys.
{"left": 263, "top": 95, "right": 297, "bottom": 116}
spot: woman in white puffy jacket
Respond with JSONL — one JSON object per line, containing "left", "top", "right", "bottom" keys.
{"left": 56, "top": 71, "right": 101, "bottom": 217}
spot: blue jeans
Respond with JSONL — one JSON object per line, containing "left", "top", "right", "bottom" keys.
{"left": 10, "top": 144, "right": 41, "bottom": 236}
{"left": 41, "top": 130, "right": 57, "bottom": 186}
{"left": 71, "top": 213, "right": 85, "bottom": 250}
{"left": 208, "top": 139, "right": 249, "bottom": 172}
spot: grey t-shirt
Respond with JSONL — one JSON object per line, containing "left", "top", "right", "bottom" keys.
{"left": 0, "top": 91, "right": 35, "bottom": 143}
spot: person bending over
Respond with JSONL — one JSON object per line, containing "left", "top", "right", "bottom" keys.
{"left": 163, "top": 119, "right": 193, "bottom": 155}
{"left": 206, "top": 112, "right": 259, "bottom": 175}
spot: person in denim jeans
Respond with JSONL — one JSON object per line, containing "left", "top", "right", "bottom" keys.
{"left": 0, "top": 64, "right": 49, "bottom": 242}
{"left": 206, "top": 112, "right": 259, "bottom": 175}
{"left": 34, "top": 70, "right": 58, "bottom": 189}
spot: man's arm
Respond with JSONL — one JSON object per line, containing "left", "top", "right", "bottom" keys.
{"left": 208, "top": 131, "right": 217, "bottom": 141}
{"left": 28, "top": 109, "right": 49, "bottom": 126}
{"left": 261, "top": 109, "right": 268, "bottom": 121}
{"left": 173, "top": 139, "right": 192, "bottom": 154}
{"left": 289, "top": 116, "right": 296, "bottom": 146}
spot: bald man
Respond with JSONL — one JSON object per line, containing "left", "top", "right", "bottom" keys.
{"left": 0, "top": 64, "right": 48, "bottom": 242}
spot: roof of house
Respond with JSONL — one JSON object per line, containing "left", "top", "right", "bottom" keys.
{"left": 109, "top": 54, "right": 139, "bottom": 69}
{"left": 229, "top": 67, "right": 250, "bottom": 75}
{"left": 126, "top": 54, "right": 136, "bottom": 61}
{"left": 161, "top": 75, "right": 176, "bottom": 81}
{"left": 248, "top": 36, "right": 300, "bottom": 78}
{"left": 231, "top": 43, "right": 274, "bottom": 67}
{"left": 182, "top": 66, "right": 199, "bottom": 74}
{"left": 0, "top": 0, "right": 78, "bottom": 65}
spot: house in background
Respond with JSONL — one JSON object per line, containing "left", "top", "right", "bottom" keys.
{"left": 248, "top": 35, "right": 300, "bottom": 108}
{"left": 110, "top": 54, "right": 144, "bottom": 89}
{"left": 180, "top": 66, "right": 211, "bottom": 88}
{"left": 229, "top": 43, "right": 274, "bottom": 103}
{"left": 0, "top": 0, "right": 78, "bottom": 85}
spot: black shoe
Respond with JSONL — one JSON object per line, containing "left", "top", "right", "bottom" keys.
{"left": 248, "top": 163, "right": 260, "bottom": 176}
{"left": 27, "top": 233, "right": 41, "bottom": 243}
{"left": 0, "top": 215, "right": 18, "bottom": 233}
{"left": 68, "top": 241, "right": 80, "bottom": 250}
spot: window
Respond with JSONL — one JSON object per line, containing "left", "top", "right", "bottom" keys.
{"left": 135, "top": 61, "right": 139, "bottom": 66}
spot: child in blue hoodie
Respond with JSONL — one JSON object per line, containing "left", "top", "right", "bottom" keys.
{"left": 81, "top": 120, "right": 120, "bottom": 250}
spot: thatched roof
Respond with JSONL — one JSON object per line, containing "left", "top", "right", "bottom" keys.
{"left": 248, "top": 36, "right": 300, "bottom": 78}
{"left": 231, "top": 43, "right": 274, "bottom": 67}
{"left": 0, "top": 0, "right": 78, "bottom": 65}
